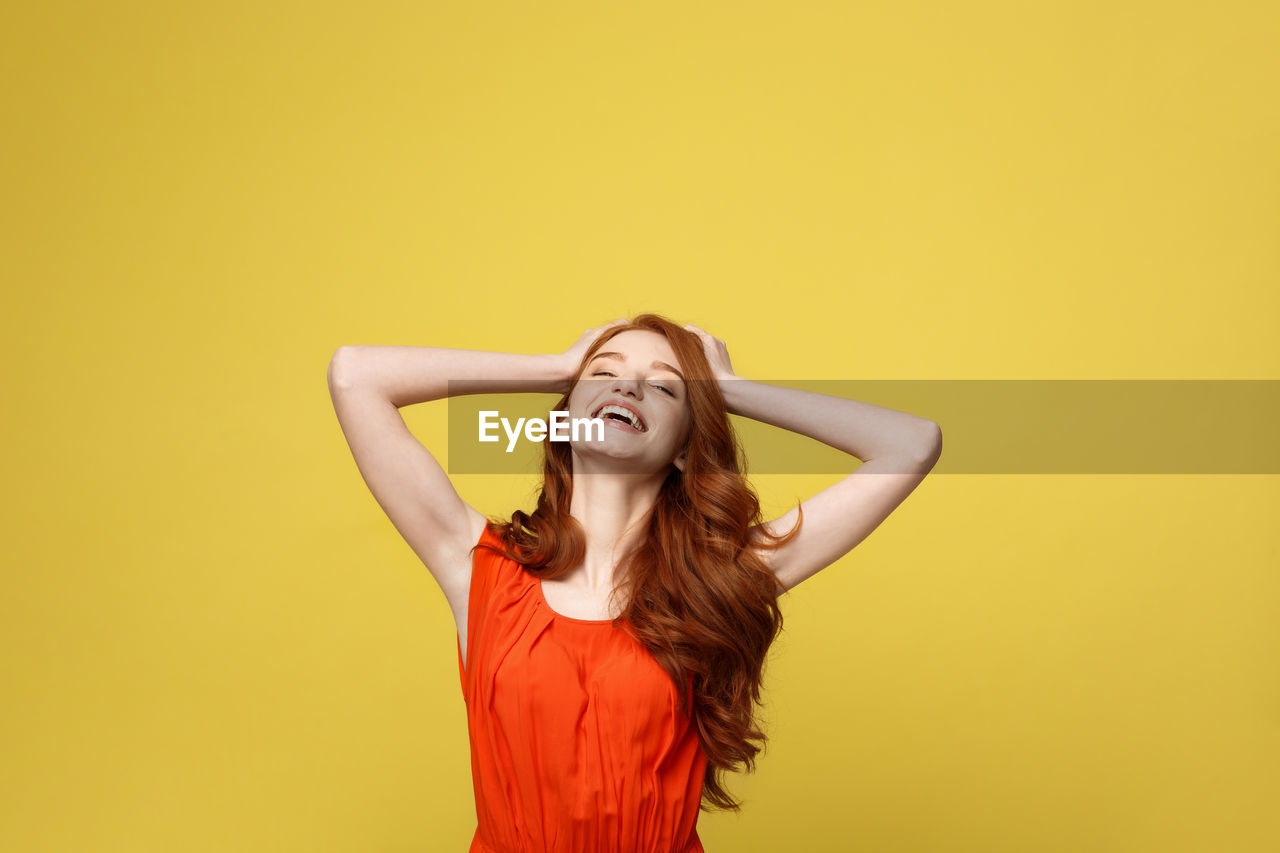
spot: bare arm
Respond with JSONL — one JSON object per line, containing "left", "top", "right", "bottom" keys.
{"left": 685, "top": 325, "right": 942, "bottom": 593}
{"left": 329, "top": 346, "right": 572, "bottom": 407}
{"left": 326, "top": 344, "right": 576, "bottom": 648}
{"left": 326, "top": 320, "right": 627, "bottom": 659}
{"left": 719, "top": 377, "right": 940, "bottom": 465}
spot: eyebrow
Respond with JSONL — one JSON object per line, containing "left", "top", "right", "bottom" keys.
{"left": 591, "top": 351, "right": 685, "bottom": 381}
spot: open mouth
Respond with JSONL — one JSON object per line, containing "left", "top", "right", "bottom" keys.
{"left": 592, "top": 403, "right": 647, "bottom": 433}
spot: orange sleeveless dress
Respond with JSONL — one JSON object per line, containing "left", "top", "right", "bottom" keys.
{"left": 456, "top": 523, "right": 708, "bottom": 853}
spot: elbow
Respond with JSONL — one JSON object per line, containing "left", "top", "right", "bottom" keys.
{"left": 913, "top": 421, "right": 943, "bottom": 469}
{"left": 921, "top": 419, "right": 942, "bottom": 449}
{"left": 327, "top": 346, "right": 359, "bottom": 391}
{"left": 864, "top": 421, "right": 941, "bottom": 471}
{"left": 889, "top": 421, "right": 942, "bottom": 470}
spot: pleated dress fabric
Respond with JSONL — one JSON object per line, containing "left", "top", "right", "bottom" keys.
{"left": 456, "top": 523, "right": 707, "bottom": 853}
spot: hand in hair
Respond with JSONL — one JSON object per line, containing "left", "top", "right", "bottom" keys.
{"left": 551, "top": 318, "right": 630, "bottom": 392}
{"left": 682, "top": 324, "right": 739, "bottom": 384}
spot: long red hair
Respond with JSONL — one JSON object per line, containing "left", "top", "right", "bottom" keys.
{"left": 474, "top": 313, "right": 802, "bottom": 812}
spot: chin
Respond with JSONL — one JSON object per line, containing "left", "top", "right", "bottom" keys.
{"left": 571, "top": 447, "right": 670, "bottom": 474}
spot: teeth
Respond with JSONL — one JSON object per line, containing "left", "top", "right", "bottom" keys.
{"left": 597, "top": 404, "right": 645, "bottom": 432}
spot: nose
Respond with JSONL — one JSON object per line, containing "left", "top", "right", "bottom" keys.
{"left": 611, "top": 373, "right": 643, "bottom": 399}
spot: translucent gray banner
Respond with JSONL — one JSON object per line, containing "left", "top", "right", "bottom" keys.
{"left": 445, "top": 380, "right": 1280, "bottom": 474}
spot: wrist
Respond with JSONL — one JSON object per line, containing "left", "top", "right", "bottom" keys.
{"left": 541, "top": 353, "right": 577, "bottom": 393}
{"left": 717, "top": 373, "right": 748, "bottom": 413}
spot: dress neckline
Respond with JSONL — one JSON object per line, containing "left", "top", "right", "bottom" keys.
{"left": 535, "top": 575, "right": 620, "bottom": 625}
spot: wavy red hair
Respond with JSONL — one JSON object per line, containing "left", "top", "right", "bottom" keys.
{"left": 473, "top": 313, "right": 802, "bottom": 812}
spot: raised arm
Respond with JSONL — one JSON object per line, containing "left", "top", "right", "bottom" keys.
{"left": 327, "top": 343, "right": 574, "bottom": 629}
{"left": 326, "top": 320, "right": 628, "bottom": 645}
{"left": 683, "top": 325, "right": 942, "bottom": 594}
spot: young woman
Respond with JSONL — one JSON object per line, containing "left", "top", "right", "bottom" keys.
{"left": 327, "top": 314, "right": 942, "bottom": 852}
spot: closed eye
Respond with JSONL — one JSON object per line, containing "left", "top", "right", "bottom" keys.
{"left": 593, "top": 371, "right": 676, "bottom": 397}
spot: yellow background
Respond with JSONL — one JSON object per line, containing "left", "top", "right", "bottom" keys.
{"left": 3, "top": 2, "right": 1277, "bottom": 851}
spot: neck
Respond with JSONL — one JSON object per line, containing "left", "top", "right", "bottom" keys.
{"left": 565, "top": 470, "right": 668, "bottom": 592}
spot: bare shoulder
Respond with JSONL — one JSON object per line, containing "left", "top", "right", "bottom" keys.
{"left": 747, "top": 450, "right": 940, "bottom": 592}
{"left": 449, "top": 508, "right": 491, "bottom": 669}
{"left": 444, "top": 507, "right": 490, "bottom": 621}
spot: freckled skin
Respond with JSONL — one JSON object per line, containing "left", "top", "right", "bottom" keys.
{"left": 565, "top": 330, "right": 692, "bottom": 478}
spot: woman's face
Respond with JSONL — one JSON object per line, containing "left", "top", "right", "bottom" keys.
{"left": 565, "top": 329, "right": 693, "bottom": 474}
